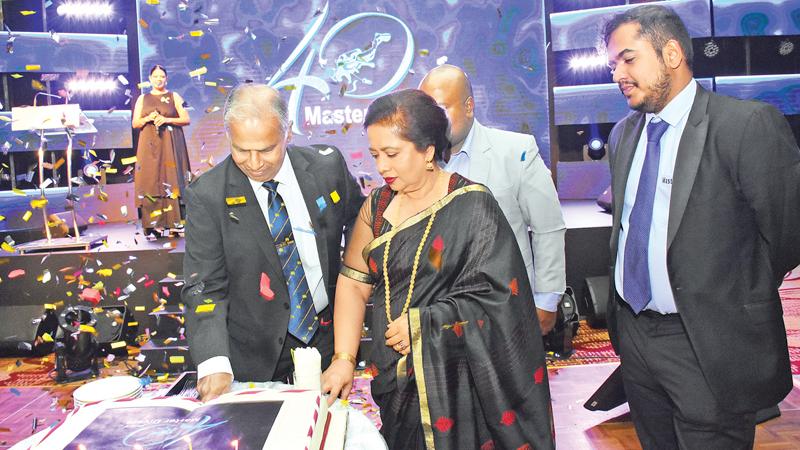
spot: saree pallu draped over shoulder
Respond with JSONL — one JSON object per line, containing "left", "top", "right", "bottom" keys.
{"left": 363, "top": 175, "right": 555, "bottom": 450}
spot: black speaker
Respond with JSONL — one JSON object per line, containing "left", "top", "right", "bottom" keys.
{"left": 585, "top": 365, "right": 781, "bottom": 424}
{"left": 543, "top": 287, "right": 580, "bottom": 359}
{"left": 596, "top": 185, "right": 613, "bottom": 213}
{"left": 0, "top": 305, "right": 59, "bottom": 356}
{"left": 584, "top": 365, "right": 626, "bottom": 411}
{"left": 583, "top": 275, "right": 611, "bottom": 329}
{"left": 93, "top": 305, "right": 138, "bottom": 356}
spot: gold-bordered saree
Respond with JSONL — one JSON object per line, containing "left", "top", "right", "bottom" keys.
{"left": 362, "top": 174, "right": 554, "bottom": 450}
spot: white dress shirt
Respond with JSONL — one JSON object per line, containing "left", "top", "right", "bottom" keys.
{"left": 198, "top": 153, "right": 329, "bottom": 380}
{"left": 444, "top": 123, "right": 476, "bottom": 178}
{"left": 615, "top": 80, "right": 697, "bottom": 314}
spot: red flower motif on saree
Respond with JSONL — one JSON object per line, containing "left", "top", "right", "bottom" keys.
{"left": 534, "top": 366, "right": 545, "bottom": 384}
{"left": 368, "top": 257, "right": 378, "bottom": 274}
{"left": 480, "top": 440, "right": 495, "bottom": 450}
{"left": 428, "top": 235, "right": 444, "bottom": 271}
{"left": 434, "top": 416, "right": 454, "bottom": 433}
{"left": 500, "top": 410, "right": 517, "bottom": 426}
{"left": 442, "top": 320, "right": 469, "bottom": 337}
{"left": 509, "top": 278, "right": 519, "bottom": 296}
{"left": 477, "top": 319, "right": 485, "bottom": 328}
{"left": 517, "top": 444, "right": 532, "bottom": 450}
{"left": 363, "top": 363, "right": 379, "bottom": 377}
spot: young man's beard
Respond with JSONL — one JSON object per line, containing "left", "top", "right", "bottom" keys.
{"left": 632, "top": 62, "right": 672, "bottom": 114}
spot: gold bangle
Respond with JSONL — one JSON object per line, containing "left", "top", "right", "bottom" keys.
{"left": 340, "top": 265, "right": 372, "bottom": 284}
{"left": 331, "top": 352, "right": 356, "bottom": 366}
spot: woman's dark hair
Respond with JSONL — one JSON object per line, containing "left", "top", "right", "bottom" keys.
{"left": 602, "top": 4, "right": 693, "bottom": 70}
{"left": 364, "top": 89, "right": 449, "bottom": 162}
{"left": 149, "top": 64, "right": 168, "bottom": 76}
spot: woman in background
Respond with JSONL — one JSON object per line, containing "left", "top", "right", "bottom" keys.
{"left": 322, "top": 89, "right": 554, "bottom": 450}
{"left": 132, "top": 64, "right": 191, "bottom": 236}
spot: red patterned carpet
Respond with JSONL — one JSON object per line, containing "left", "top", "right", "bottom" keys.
{"left": 551, "top": 267, "right": 800, "bottom": 374}
{"left": 781, "top": 268, "right": 800, "bottom": 375}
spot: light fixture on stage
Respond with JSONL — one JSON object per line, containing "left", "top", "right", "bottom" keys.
{"left": 66, "top": 78, "right": 118, "bottom": 95}
{"left": 568, "top": 52, "right": 607, "bottom": 72}
{"left": 55, "top": 305, "right": 100, "bottom": 383}
{"left": 56, "top": 1, "right": 114, "bottom": 19}
{"left": 778, "top": 39, "right": 794, "bottom": 56}
{"left": 703, "top": 39, "right": 720, "bottom": 58}
{"left": 587, "top": 136, "right": 605, "bottom": 160}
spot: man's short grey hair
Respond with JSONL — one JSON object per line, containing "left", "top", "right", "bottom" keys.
{"left": 222, "top": 83, "right": 289, "bottom": 134}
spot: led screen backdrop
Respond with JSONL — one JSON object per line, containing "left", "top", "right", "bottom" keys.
{"left": 136, "top": 0, "right": 550, "bottom": 191}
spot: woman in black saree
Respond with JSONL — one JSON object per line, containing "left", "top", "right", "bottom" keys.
{"left": 321, "top": 89, "right": 554, "bottom": 450}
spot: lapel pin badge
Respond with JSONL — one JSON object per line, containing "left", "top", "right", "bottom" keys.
{"left": 228, "top": 211, "right": 240, "bottom": 223}
{"left": 225, "top": 196, "right": 247, "bottom": 206}
{"left": 316, "top": 196, "right": 327, "bottom": 212}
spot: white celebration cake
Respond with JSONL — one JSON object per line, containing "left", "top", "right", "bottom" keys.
{"left": 24, "top": 388, "right": 340, "bottom": 450}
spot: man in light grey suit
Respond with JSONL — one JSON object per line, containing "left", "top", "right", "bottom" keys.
{"left": 420, "top": 65, "right": 566, "bottom": 333}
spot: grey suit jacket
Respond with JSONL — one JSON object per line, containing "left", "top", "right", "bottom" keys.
{"left": 467, "top": 120, "right": 566, "bottom": 310}
{"left": 607, "top": 84, "right": 800, "bottom": 412}
{"left": 181, "top": 145, "right": 364, "bottom": 381}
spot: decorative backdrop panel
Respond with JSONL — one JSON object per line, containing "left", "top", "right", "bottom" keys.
{"left": 137, "top": 0, "right": 551, "bottom": 191}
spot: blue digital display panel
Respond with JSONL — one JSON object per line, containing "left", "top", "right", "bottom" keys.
{"left": 550, "top": 0, "right": 712, "bottom": 52}
{"left": 136, "top": 0, "right": 552, "bottom": 188}
{"left": 716, "top": 75, "right": 800, "bottom": 115}
{"left": 714, "top": 0, "right": 800, "bottom": 37}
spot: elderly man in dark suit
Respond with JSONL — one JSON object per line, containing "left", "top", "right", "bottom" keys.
{"left": 182, "top": 83, "right": 364, "bottom": 401}
{"left": 604, "top": 5, "right": 800, "bottom": 448}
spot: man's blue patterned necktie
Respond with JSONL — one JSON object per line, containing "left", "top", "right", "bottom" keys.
{"left": 623, "top": 118, "right": 670, "bottom": 313}
{"left": 263, "top": 181, "right": 317, "bottom": 343}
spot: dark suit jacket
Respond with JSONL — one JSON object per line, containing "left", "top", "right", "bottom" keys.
{"left": 607, "top": 84, "right": 800, "bottom": 413}
{"left": 181, "top": 145, "right": 364, "bottom": 381}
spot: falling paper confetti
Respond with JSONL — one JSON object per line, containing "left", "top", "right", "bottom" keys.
{"left": 189, "top": 66, "right": 208, "bottom": 78}
{"left": 8, "top": 269, "right": 25, "bottom": 279}
{"left": 79, "top": 288, "right": 102, "bottom": 304}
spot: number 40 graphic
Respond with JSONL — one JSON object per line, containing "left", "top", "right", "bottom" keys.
{"left": 267, "top": 2, "right": 416, "bottom": 134}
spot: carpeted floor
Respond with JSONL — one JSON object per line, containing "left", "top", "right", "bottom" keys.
{"left": 551, "top": 266, "right": 800, "bottom": 374}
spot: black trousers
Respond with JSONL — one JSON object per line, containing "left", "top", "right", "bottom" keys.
{"left": 616, "top": 297, "right": 756, "bottom": 450}
{"left": 272, "top": 306, "right": 334, "bottom": 382}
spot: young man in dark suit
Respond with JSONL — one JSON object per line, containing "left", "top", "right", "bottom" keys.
{"left": 604, "top": 5, "right": 800, "bottom": 448}
{"left": 182, "top": 84, "right": 364, "bottom": 401}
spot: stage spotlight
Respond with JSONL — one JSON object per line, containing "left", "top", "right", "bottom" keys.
{"left": 703, "top": 40, "right": 720, "bottom": 58}
{"left": 587, "top": 137, "right": 606, "bottom": 160}
{"left": 56, "top": 1, "right": 114, "bottom": 19}
{"left": 779, "top": 39, "right": 794, "bottom": 56}
{"left": 568, "top": 53, "right": 607, "bottom": 72}
{"left": 66, "top": 78, "right": 117, "bottom": 95}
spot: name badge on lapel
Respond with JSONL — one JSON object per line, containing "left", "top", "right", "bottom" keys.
{"left": 225, "top": 196, "right": 247, "bottom": 206}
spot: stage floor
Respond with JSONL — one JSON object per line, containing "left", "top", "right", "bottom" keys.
{"left": 1, "top": 364, "right": 798, "bottom": 449}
